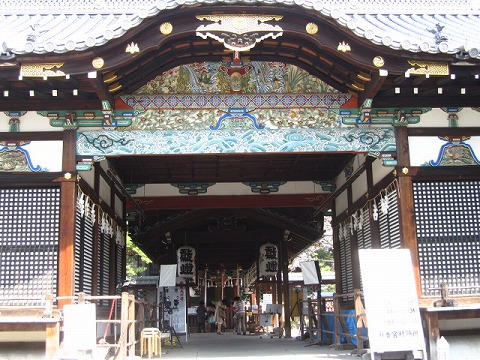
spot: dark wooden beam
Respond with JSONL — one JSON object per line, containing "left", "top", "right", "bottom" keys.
{"left": 0, "top": 99, "right": 103, "bottom": 111}
{"left": 359, "top": 71, "right": 385, "bottom": 105}
{"left": 88, "top": 74, "right": 114, "bottom": 107}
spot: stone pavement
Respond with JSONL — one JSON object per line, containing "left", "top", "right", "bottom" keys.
{"left": 0, "top": 330, "right": 363, "bottom": 359}
{"left": 154, "top": 331, "right": 361, "bottom": 360}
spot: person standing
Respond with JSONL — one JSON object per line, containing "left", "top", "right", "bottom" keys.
{"left": 214, "top": 298, "right": 227, "bottom": 335}
{"left": 233, "top": 296, "right": 246, "bottom": 335}
{"left": 196, "top": 301, "right": 207, "bottom": 333}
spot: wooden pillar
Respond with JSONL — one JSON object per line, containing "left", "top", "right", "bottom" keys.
{"left": 92, "top": 163, "right": 101, "bottom": 295}
{"left": 332, "top": 202, "right": 343, "bottom": 294}
{"left": 422, "top": 310, "right": 439, "bottom": 360}
{"left": 57, "top": 129, "right": 77, "bottom": 307}
{"left": 394, "top": 125, "right": 422, "bottom": 296}
{"left": 366, "top": 158, "right": 381, "bottom": 248}
{"left": 281, "top": 232, "right": 291, "bottom": 338}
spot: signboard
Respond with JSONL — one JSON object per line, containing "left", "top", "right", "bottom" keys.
{"left": 63, "top": 304, "right": 96, "bottom": 352}
{"left": 300, "top": 260, "right": 322, "bottom": 285}
{"left": 262, "top": 293, "right": 272, "bottom": 305}
{"left": 159, "top": 278, "right": 187, "bottom": 334}
{"left": 359, "top": 249, "right": 426, "bottom": 358}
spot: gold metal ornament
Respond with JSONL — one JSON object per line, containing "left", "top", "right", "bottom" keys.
{"left": 125, "top": 42, "right": 140, "bottom": 54}
{"left": 306, "top": 23, "right": 318, "bottom": 35}
{"left": 196, "top": 14, "right": 283, "bottom": 52}
{"left": 92, "top": 57, "right": 104, "bottom": 69}
{"left": 20, "top": 63, "right": 65, "bottom": 77}
{"left": 160, "top": 22, "right": 173, "bottom": 35}
{"left": 373, "top": 56, "right": 385, "bottom": 68}
{"left": 407, "top": 60, "right": 449, "bottom": 76}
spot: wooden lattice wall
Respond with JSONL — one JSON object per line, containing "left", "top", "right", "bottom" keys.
{"left": 414, "top": 180, "right": 480, "bottom": 297}
{"left": 0, "top": 188, "right": 60, "bottom": 303}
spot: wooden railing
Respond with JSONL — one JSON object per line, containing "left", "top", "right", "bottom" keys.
{"left": 0, "top": 294, "right": 61, "bottom": 360}
{"left": 58, "top": 292, "right": 149, "bottom": 360}
{"left": 331, "top": 289, "right": 368, "bottom": 353}
{"left": 298, "top": 289, "right": 368, "bottom": 352}
{"left": 0, "top": 292, "right": 152, "bottom": 360}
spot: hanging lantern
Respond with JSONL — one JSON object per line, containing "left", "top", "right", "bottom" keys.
{"left": 259, "top": 243, "right": 278, "bottom": 278}
{"left": 177, "top": 245, "right": 196, "bottom": 279}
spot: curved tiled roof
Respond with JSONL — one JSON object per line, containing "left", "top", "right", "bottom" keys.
{"left": 1, "top": 0, "right": 480, "bottom": 58}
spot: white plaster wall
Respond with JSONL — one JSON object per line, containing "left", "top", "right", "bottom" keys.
{"left": 115, "top": 193, "right": 124, "bottom": 219}
{"left": 372, "top": 158, "right": 393, "bottom": 186}
{"left": 352, "top": 171, "right": 368, "bottom": 204}
{"left": 99, "top": 176, "right": 111, "bottom": 206}
{"left": 134, "top": 181, "right": 327, "bottom": 197}
{"left": 0, "top": 111, "right": 61, "bottom": 132}
{"left": 335, "top": 189, "right": 348, "bottom": 215}
{"left": 410, "top": 107, "right": 480, "bottom": 128}
{"left": 79, "top": 169, "right": 95, "bottom": 189}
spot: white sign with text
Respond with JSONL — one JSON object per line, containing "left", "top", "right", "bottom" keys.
{"left": 359, "top": 249, "right": 426, "bottom": 358}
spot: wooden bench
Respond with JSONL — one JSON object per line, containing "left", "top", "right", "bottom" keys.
{"left": 0, "top": 296, "right": 61, "bottom": 360}
{"left": 420, "top": 300, "right": 480, "bottom": 360}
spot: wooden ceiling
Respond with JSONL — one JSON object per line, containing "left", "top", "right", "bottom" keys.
{"left": 115, "top": 151, "right": 352, "bottom": 271}
{"left": 1, "top": 4, "right": 479, "bottom": 111}
{"left": 110, "top": 152, "right": 354, "bottom": 184}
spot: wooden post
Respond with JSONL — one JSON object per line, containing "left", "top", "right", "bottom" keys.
{"left": 128, "top": 294, "right": 136, "bottom": 357}
{"left": 281, "top": 233, "right": 291, "bottom": 338}
{"left": 45, "top": 321, "right": 60, "bottom": 360}
{"left": 117, "top": 291, "right": 129, "bottom": 360}
{"left": 394, "top": 126, "right": 422, "bottom": 297}
{"left": 354, "top": 289, "right": 366, "bottom": 351}
{"left": 44, "top": 294, "right": 60, "bottom": 360}
{"left": 366, "top": 158, "right": 381, "bottom": 248}
{"left": 333, "top": 295, "right": 341, "bottom": 346}
{"left": 57, "top": 129, "right": 77, "bottom": 308}
{"left": 423, "top": 310, "right": 439, "bottom": 360}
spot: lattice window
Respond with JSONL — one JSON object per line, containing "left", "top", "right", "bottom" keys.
{"left": 357, "top": 207, "right": 372, "bottom": 250}
{"left": 75, "top": 206, "right": 95, "bottom": 295}
{"left": 414, "top": 181, "right": 480, "bottom": 296}
{"left": 338, "top": 224, "right": 353, "bottom": 296}
{"left": 115, "top": 244, "right": 124, "bottom": 290}
{"left": 356, "top": 207, "right": 372, "bottom": 290}
{"left": 98, "top": 232, "right": 112, "bottom": 305}
{"left": 377, "top": 189, "right": 401, "bottom": 249}
{"left": 0, "top": 188, "right": 59, "bottom": 304}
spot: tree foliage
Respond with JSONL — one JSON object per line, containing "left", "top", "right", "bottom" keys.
{"left": 126, "top": 235, "right": 152, "bottom": 277}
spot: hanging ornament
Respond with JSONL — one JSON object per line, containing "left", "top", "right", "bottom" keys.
{"left": 350, "top": 217, "right": 354, "bottom": 234}
{"left": 77, "top": 192, "right": 86, "bottom": 217}
{"left": 373, "top": 201, "right": 379, "bottom": 221}
{"left": 338, "top": 223, "right": 344, "bottom": 240}
{"left": 88, "top": 200, "right": 96, "bottom": 223}
{"left": 357, "top": 209, "right": 364, "bottom": 230}
{"left": 353, "top": 212, "right": 359, "bottom": 231}
{"left": 84, "top": 197, "right": 91, "bottom": 219}
{"left": 100, "top": 212, "right": 105, "bottom": 233}
{"left": 380, "top": 192, "right": 390, "bottom": 215}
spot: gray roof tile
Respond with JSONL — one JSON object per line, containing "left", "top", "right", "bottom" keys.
{"left": 1, "top": 0, "right": 480, "bottom": 58}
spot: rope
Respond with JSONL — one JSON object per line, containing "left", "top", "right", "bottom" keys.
{"left": 98, "top": 298, "right": 117, "bottom": 344}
